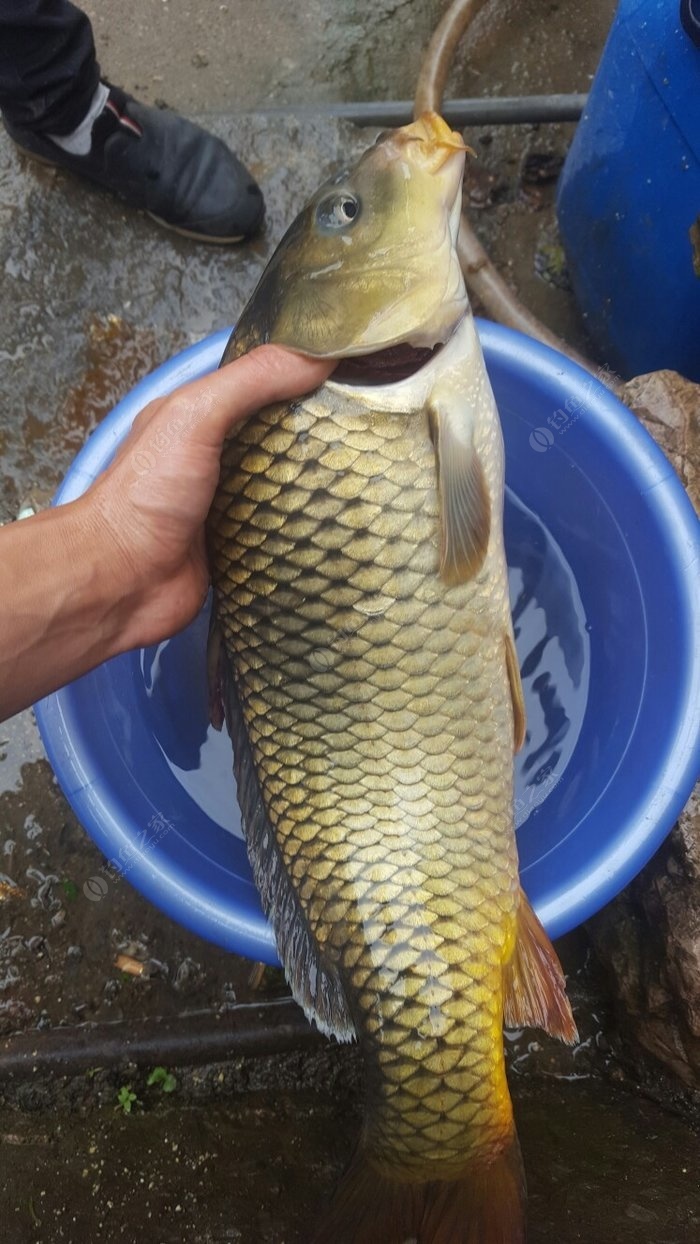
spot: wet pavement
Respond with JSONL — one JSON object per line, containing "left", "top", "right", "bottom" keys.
{"left": 3, "top": 0, "right": 700, "bottom": 1241}
{"left": 79, "top": 0, "right": 610, "bottom": 116}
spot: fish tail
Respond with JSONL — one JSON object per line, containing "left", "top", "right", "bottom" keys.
{"left": 312, "top": 1133, "right": 526, "bottom": 1244}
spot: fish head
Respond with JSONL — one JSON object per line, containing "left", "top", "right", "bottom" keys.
{"left": 239, "top": 113, "right": 470, "bottom": 360}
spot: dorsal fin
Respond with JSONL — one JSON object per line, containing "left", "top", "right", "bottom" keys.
{"left": 218, "top": 644, "right": 355, "bottom": 1043}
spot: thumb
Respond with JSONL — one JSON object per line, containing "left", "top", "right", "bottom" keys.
{"left": 217, "top": 345, "right": 336, "bottom": 434}
{"left": 142, "top": 345, "right": 336, "bottom": 454}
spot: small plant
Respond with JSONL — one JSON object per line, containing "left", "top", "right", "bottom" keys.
{"left": 147, "top": 1066, "right": 177, "bottom": 1094}
{"left": 116, "top": 1085, "right": 138, "bottom": 1114}
{"left": 62, "top": 879, "right": 78, "bottom": 901}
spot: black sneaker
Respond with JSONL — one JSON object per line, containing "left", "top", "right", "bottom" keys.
{"left": 3, "top": 84, "right": 265, "bottom": 244}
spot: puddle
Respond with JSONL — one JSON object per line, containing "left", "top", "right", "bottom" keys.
{"left": 0, "top": 711, "right": 45, "bottom": 797}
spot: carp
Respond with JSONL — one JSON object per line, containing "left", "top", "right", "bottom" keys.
{"left": 207, "top": 111, "right": 576, "bottom": 1243}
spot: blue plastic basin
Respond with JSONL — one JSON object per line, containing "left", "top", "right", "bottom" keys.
{"left": 35, "top": 324, "right": 700, "bottom": 961}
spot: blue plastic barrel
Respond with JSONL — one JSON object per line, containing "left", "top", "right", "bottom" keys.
{"left": 557, "top": 0, "right": 700, "bottom": 381}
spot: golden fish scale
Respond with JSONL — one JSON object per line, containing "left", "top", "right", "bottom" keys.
{"left": 210, "top": 382, "right": 519, "bottom": 1178}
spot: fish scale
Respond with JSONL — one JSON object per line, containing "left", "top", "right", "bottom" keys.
{"left": 208, "top": 345, "right": 519, "bottom": 1181}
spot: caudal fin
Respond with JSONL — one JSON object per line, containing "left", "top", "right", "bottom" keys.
{"left": 311, "top": 1135, "right": 526, "bottom": 1244}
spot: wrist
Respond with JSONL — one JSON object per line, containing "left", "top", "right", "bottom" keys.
{"left": 56, "top": 489, "right": 178, "bottom": 672}
{"left": 0, "top": 498, "right": 142, "bottom": 720}
{"left": 75, "top": 487, "right": 210, "bottom": 656}
{"left": 50, "top": 497, "right": 139, "bottom": 662}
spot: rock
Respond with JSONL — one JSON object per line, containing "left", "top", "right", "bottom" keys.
{"left": 588, "top": 370, "right": 700, "bottom": 1087}
{"left": 621, "top": 369, "right": 699, "bottom": 509}
{"left": 589, "top": 792, "right": 700, "bottom": 1086}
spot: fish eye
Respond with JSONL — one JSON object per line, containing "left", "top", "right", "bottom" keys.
{"left": 316, "top": 193, "right": 361, "bottom": 232}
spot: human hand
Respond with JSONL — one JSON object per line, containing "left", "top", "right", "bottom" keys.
{"left": 79, "top": 344, "right": 334, "bottom": 651}
{"left": 0, "top": 345, "right": 334, "bottom": 722}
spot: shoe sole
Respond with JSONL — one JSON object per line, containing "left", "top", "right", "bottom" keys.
{"left": 15, "top": 145, "right": 247, "bottom": 245}
{"left": 147, "top": 211, "right": 244, "bottom": 245}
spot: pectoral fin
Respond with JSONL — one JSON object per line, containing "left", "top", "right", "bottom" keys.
{"left": 428, "top": 400, "right": 490, "bottom": 585}
{"left": 505, "top": 629, "right": 527, "bottom": 752}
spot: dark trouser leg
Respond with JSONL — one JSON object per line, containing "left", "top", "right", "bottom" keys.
{"left": 0, "top": 0, "right": 100, "bottom": 135}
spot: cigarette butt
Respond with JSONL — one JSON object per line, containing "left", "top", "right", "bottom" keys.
{"left": 115, "top": 954, "right": 146, "bottom": 977}
{"left": 0, "top": 882, "right": 24, "bottom": 902}
{"left": 248, "top": 962, "right": 266, "bottom": 990}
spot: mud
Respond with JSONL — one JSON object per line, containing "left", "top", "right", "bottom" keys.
{"left": 1, "top": 1072, "right": 698, "bottom": 1243}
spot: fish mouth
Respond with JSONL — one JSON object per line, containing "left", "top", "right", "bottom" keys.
{"left": 397, "top": 111, "right": 474, "bottom": 172}
{"left": 333, "top": 341, "right": 444, "bottom": 386}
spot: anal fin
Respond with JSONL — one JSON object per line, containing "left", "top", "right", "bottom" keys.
{"left": 504, "top": 888, "right": 578, "bottom": 1044}
{"left": 504, "top": 629, "right": 526, "bottom": 752}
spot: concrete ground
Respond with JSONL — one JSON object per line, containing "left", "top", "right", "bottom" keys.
{"left": 3, "top": 1, "right": 699, "bottom": 1242}
{"left": 80, "top": 0, "right": 610, "bottom": 114}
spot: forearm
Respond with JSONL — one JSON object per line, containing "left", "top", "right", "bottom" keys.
{"left": 0, "top": 500, "right": 129, "bottom": 721}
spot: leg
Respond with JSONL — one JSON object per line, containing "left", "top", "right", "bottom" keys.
{"left": 0, "top": 0, "right": 265, "bottom": 243}
{"left": 0, "top": 0, "right": 100, "bottom": 135}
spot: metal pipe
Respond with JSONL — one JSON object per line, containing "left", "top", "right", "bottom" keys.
{"left": 250, "top": 95, "right": 587, "bottom": 128}
{"left": 0, "top": 1000, "right": 321, "bottom": 1080}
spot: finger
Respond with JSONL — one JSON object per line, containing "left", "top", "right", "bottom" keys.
{"left": 129, "top": 396, "right": 169, "bottom": 434}
{"left": 140, "top": 345, "right": 336, "bottom": 450}
{"left": 218, "top": 345, "right": 336, "bottom": 430}
{"left": 108, "top": 397, "right": 169, "bottom": 468}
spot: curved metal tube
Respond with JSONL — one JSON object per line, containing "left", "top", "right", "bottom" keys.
{"left": 416, "top": 0, "right": 596, "bottom": 373}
